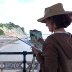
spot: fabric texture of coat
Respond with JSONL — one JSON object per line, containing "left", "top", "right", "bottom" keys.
{"left": 39, "top": 33, "right": 72, "bottom": 72}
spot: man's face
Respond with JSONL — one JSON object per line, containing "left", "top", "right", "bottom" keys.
{"left": 45, "top": 19, "right": 54, "bottom": 32}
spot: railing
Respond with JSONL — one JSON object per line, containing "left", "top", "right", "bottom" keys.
{"left": 0, "top": 51, "right": 36, "bottom": 72}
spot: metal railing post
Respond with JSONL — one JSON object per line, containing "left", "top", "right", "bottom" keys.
{"left": 0, "top": 51, "right": 33, "bottom": 72}
{"left": 23, "top": 51, "right": 27, "bottom": 72}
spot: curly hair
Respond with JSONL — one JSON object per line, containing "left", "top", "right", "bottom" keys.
{"left": 49, "top": 14, "right": 72, "bottom": 29}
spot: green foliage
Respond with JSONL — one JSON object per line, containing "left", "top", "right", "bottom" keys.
{"left": 15, "top": 25, "right": 20, "bottom": 28}
{"left": 0, "top": 29, "right": 5, "bottom": 35}
{"left": 0, "top": 22, "right": 26, "bottom": 34}
{"left": 21, "top": 27, "right": 25, "bottom": 33}
{"left": 0, "top": 23, "right": 3, "bottom": 27}
{"left": 0, "top": 22, "right": 21, "bottom": 29}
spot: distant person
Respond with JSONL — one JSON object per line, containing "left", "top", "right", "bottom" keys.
{"left": 33, "top": 3, "right": 72, "bottom": 72}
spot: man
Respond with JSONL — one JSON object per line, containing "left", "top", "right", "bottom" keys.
{"left": 33, "top": 3, "right": 72, "bottom": 72}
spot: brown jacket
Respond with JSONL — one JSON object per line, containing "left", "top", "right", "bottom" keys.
{"left": 39, "top": 33, "right": 72, "bottom": 72}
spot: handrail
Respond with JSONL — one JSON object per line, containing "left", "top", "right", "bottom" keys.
{"left": 0, "top": 51, "right": 33, "bottom": 54}
{"left": 0, "top": 51, "right": 33, "bottom": 72}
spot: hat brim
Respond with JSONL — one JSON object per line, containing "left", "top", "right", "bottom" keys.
{"left": 37, "top": 11, "right": 72, "bottom": 23}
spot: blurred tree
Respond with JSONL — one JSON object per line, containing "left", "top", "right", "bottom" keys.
{"left": 0, "top": 29, "right": 5, "bottom": 35}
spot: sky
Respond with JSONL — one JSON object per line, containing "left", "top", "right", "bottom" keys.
{"left": 0, "top": 0, "right": 72, "bottom": 34}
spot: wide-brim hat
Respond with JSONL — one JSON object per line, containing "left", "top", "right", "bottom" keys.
{"left": 37, "top": 3, "right": 72, "bottom": 23}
